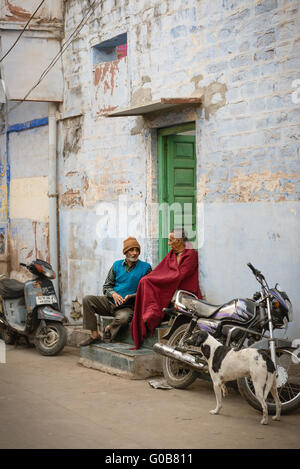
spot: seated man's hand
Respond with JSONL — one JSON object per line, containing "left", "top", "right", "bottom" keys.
{"left": 112, "top": 292, "right": 124, "bottom": 306}
{"left": 123, "top": 294, "right": 136, "bottom": 303}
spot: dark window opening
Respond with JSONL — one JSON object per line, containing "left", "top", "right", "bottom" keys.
{"left": 93, "top": 33, "right": 127, "bottom": 65}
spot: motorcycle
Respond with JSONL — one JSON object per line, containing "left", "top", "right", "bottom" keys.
{"left": 154, "top": 263, "right": 300, "bottom": 414}
{"left": 0, "top": 259, "right": 67, "bottom": 356}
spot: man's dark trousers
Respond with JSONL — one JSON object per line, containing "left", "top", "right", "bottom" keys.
{"left": 82, "top": 295, "right": 133, "bottom": 340}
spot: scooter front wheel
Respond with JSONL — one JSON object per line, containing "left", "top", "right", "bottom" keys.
{"left": 0, "top": 327, "right": 16, "bottom": 345}
{"left": 34, "top": 321, "right": 67, "bottom": 356}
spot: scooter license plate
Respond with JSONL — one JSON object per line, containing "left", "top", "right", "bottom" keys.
{"left": 36, "top": 295, "right": 57, "bottom": 305}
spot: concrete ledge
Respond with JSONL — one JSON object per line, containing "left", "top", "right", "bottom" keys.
{"left": 78, "top": 357, "right": 137, "bottom": 379}
{"left": 80, "top": 342, "right": 163, "bottom": 379}
{"left": 66, "top": 321, "right": 170, "bottom": 349}
{"left": 67, "top": 322, "right": 168, "bottom": 379}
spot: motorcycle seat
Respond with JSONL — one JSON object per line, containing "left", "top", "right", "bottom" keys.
{"left": 0, "top": 278, "right": 25, "bottom": 299}
{"left": 183, "top": 297, "right": 221, "bottom": 318}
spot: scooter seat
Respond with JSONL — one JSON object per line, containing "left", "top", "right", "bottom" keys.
{"left": 0, "top": 278, "right": 25, "bottom": 299}
{"left": 8, "top": 321, "right": 26, "bottom": 332}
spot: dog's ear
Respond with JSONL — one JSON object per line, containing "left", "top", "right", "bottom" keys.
{"left": 186, "top": 331, "right": 201, "bottom": 346}
{"left": 195, "top": 330, "right": 209, "bottom": 347}
{"left": 186, "top": 330, "right": 209, "bottom": 347}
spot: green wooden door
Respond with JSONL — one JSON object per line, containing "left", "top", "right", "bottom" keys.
{"left": 158, "top": 125, "right": 197, "bottom": 261}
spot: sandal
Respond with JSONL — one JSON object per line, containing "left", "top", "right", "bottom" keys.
{"left": 103, "top": 329, "right": 112, "bottom": 343}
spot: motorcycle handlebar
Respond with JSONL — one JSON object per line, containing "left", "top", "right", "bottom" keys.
{"left": 20, "top": 263, "right": 27, "bottom": 267}
{"left": 247, "top": 262, "right": 264, "bottom": 280}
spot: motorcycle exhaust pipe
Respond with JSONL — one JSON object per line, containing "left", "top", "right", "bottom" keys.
{"left": 153, "top": 342, "right": 206, "bottom": 371}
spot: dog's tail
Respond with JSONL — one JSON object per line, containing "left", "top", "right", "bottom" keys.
{"left": 264, "top": 372, "right": 276, "bottom": 400}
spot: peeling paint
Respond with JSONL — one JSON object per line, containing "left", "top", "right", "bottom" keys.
{"left": 97, "top": 105, "right": 118, "bottom": 116}
{"left": 197, "top": 174, "right": 210, "bottom": 201}
{"left": 131, "top": 87, "right": 153, "bottom": 107}
{"left": 93, "top": 55, "right": 128, "bottom": 114}
{"left": 9, "top": 220, "right": 49, "bottom": 279}
{"left": 83, "top": 175, "right": 131, "bottom": 207}
{"left": 2, "top": 0, "right": 63, "bottom": 24}
{"left": 141, "top": 75, "right": 151, "bottom": 85}
{"left": 66, "top": 171, "right": 79, "bottom": 177}
{"left": 62, "top": 116, "right": 83, "bottom": 158}
{"left": 130, "top": 116, "right": 145, "bottom": 135}
{"left": 10, "top": 176, "right": 49, "bottom": 222}
{"left": 94, "top": 59, "right": 121, "bottom": 95}
{"left": 61, "top": 189, "right": 83, "bottom": 208}
{"left": 5, "top": 0, "right": 31, "bottom": 20}
{"left": 192, "top": 79, "right": 227, "bottom": 119}
{"left": 70, "top": 298, "right": 82, "bottom": 321}
{"left": 82, "top": 174, "right": 89, "bottom": 192}
{"left": 227, "top": 170, "right": 300, "bottom": 202}
{"left": 191, "top": 74, "right": 204, "bottom": 89}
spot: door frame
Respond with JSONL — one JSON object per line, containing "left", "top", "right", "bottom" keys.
{"left": 157, "top": 122, "right": 196, "bottom": 261}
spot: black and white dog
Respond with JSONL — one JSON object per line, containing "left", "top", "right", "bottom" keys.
{"left": 186, "top": 330, "right": 281, "bottom": 425}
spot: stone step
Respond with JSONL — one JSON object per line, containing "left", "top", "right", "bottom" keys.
{"left": 79, "top": 317, "right": 172, "bottom": 379}
{"left": 99, "top": 316, "right": 170, "bottom": 349}
{"left": 79, "top": 341, "right": 163, "bottom": 379}
{"left": 75, "top": 316, "right": 172, "bottom": 379}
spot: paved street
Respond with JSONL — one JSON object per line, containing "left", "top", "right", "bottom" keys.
{"left": 0, "top": 344, "right": 300, "bottom": 450}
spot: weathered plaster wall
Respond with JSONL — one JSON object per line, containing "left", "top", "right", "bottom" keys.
{"left": 193, "top": 0, "right": 300, "bottom": 338}
{"left": 201, "top": 201, "right": 299, "bottom": 339}
{"left": 1, "top": 32, "right": 64, "bottom": 101}
{"left": 0, "top": 128, "right": 8, "bottom": 274}
{"left": 0, "top": 1, "right": 64, "bottom": 101}
{"left": 0, "top": 0, "right": 63, "bottom": 24}
{"left": 60, "top": 0, "right": 300, "bottom": 337}
{"left": 6, "top": 102, "right": 50, "bottom": 281}
{"left": 0, "top": 2, "right": 64, "bottom": 279}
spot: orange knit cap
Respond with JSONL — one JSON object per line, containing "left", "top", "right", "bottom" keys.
{"left": 123, "top": 237, "right": 141, "bottom": 254}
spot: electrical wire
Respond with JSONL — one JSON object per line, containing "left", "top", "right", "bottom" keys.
{"left": 0, "top": 0, "right": 48, "bottom": 64}
{"left": 7, "top": 0, "right": 99, "bottom": 114}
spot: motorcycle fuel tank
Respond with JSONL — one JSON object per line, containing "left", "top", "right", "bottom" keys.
{"left": 196, "top": 318, "right": 220, "bottom": 336}
{"left": 213, "top": 298, "right": 256, "bottom": 322}
{"left": 196, "top": 299, "right": 256, "bottom": 337}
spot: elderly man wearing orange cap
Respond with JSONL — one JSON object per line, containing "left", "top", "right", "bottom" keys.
{"left": 80, "top": 237, "right": 151, "bottom": 346}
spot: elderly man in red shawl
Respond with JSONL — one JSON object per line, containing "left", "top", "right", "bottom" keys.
{"left": 130, "top": 228, "right": 201, "bottom": 349}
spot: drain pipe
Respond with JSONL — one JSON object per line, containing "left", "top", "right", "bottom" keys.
{"left": 48, "top": 103, "right": 59, "bottom": 302}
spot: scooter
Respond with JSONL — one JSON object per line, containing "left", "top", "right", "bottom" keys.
{"left": 0, "top": 259, "right": 67, "bottom": 356}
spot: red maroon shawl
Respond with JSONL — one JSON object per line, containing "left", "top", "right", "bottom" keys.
{"left": 130, "top": 248, "right": 202, "bottom": 349}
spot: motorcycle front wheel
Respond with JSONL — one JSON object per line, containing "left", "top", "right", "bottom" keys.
{"left": 162, "top": 324, "right": 198, "bottom": 389}
{"left": 34, "top": 321, "right": 67, "bottom": 356}
{"left": 238, "top": 349, "right": 300, "bottom": 415}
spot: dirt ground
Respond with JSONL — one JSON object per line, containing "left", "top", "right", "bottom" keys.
{"left": 0, "top": 344, "right": 299, "bottom": 450}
